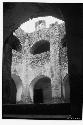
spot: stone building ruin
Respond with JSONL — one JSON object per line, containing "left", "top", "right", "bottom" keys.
{"left": 11, "top": 16, "right": 68, "bottom": 104}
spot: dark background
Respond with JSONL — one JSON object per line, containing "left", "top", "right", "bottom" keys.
{"left": 3, "top": 3, "right": 83, "bottom": 119}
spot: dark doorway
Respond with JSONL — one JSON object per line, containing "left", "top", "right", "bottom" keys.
{"left": 34, "top": 89, "right": 43, "bottom": 104}
{"left": 33, "top": 77, "right": 52, "bottom": 104}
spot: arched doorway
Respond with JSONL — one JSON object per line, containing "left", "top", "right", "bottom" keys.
{"left": 31, "top": 76, "right": 52, "bottom": 104}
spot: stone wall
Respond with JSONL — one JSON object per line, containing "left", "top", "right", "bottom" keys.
{"left": 11, "top": 16, "right": 67, "bottom": 103}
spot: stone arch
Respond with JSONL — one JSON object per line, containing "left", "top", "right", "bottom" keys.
{"left": 29, "top": 75, "right": 52, "bottom": 103}
{"left": 3, "top": 41, "right": 17, "bottom": 104}
{"left": 62, "top": 74, "right": 70, "bottom": 102}
{"left": 11, "top": 74, "right": 23, "bottom": 102}
{"left": 3, "top": 33, "right": 22, "bottom": 104}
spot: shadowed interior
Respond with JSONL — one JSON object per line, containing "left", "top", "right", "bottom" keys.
{"left": 30, "top": 40, "right": 50, "bottom": 55}
{"left": 33, "top": 77, "right": 52, "bottom": 103}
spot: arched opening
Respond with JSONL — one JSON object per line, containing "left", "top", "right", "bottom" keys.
{"left": 2, "top": 78, "right": 17, "bottom": 104}
{"left": 62, "top": 74, "right": 70, "bottom": 103}
{"left": 33, "top": 76, "right": 52, "bottom": 104}
{"left": 11, "top": 74, "right": 23, "bottom": 102}
{"left": 30, "top": 40, "right": 50, "bottom": 55}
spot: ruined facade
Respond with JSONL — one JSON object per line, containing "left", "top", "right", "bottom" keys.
{"left": 11, "top": 16, "right": 68, "bottom": 103}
